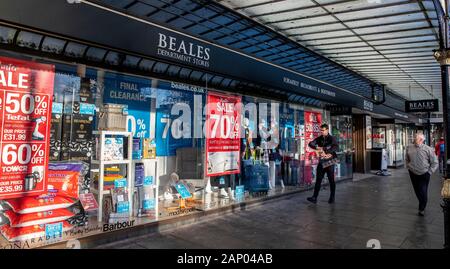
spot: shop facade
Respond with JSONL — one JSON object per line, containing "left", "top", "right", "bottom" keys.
{"left": 0, "top": 1, "right": 422, "bottom": 248}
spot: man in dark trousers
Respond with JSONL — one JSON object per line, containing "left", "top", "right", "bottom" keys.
{"left": 406, "top": 133, "right": 438, "bottom": 216}
{"left": 307, "top": 123, "right": 339, "bottom": 204}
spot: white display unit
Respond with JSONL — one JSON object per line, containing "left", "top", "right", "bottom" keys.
{"left": 131, "top": 159, "right": 159, "bottom": 218}
{"left": 91, "top": 131, "right": 133, "bottom": 222}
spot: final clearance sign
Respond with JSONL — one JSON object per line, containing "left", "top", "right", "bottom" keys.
{"left": 405, "top": 99, "right": 439, "bottom": 113}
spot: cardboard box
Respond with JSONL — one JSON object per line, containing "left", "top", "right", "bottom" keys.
{"left": 132, "top": 138, "right": 142, "bottom": 160}
{"left": 80, "top": 77, "right": 94, "bottom": 103}
{"left": 62, "top": 114, "right": 94, "bottom": 143}
{"left": 142, "top": 138, "right": 156, "bottom": 159}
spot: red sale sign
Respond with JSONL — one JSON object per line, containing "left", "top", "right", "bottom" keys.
{"left": 304, "top": 111, "right": 322, "bottom": 184}
{"left": 0, "top": 56, "right": 55, "bottom": 199}
{"left": 205, "top": 92, "right": 241, "bottom": 177}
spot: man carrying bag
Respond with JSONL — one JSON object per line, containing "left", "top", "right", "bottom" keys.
{"left": 306, "top": 123, "right": 339, "bottom": 204}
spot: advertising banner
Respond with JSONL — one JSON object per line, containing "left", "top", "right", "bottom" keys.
{"left": 155, "top": 81, "right": 205, "bottom": 156}
{"left": 304, "top": 111, "right": 322, "bottom": 184}
{"left": 405, "top": 99, "right": 439, "bottom": 112}
{"left": 366, "top": 116, "right": 372, "bottom": 149}
{"left": 205, "top": 91, "right": 241, "bottom": 177}
{"left": 103, "top": 73, "right": 152, "bottom": 138}
{"left": 372, "top": 127, "right": 386, "bottom": 149}
{"left": 0, "top": 56, "right": 55, "bottom": 199}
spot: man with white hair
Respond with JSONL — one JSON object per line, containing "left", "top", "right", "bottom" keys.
{"left": 405, "top": 133, "right": 438, "bottom": 216}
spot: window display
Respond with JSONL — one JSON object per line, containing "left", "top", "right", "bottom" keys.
{"left": 331, "top": 115, "right": 353, "bottom": 180}
{"left": 372, "top": 127, "right": 386, "bottom": 149}
{"left": 394, "top": 124, "right": 404, "bottom": 166}
{"left": 0, "top": 51, "right": 336, "bottom": 249}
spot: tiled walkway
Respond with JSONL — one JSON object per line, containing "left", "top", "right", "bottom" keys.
{"left": 96, "top": 169, "right": 446, "bottom": 249}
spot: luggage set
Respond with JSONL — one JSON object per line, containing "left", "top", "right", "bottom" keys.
{"left": 241, "top": 155, "right": 306, "bottom": 194}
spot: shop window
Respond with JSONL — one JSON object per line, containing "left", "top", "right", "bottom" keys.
{"left": 41, "top": 37, "right": 66, "bottom": 55}
{"left": 123, "top": 55, "right": 140, "bottom": 68}
{"left": 16, "top": 31, "right": 43, "bottom": 50}
{"left": 138, "top": 59, "right": 156, "bottom": 72}
{"left": 0, "top": 25, "right": 16, "bottom": 44}
{"left": 104, "top": 51, "right": 122, "bottom": 66}
{"left": 189, "top": 70, "right": 203, "bottom": 81}
{"left": 220, "top": 78, "right": 232, "bottom": 88}
{"left": 179, "top": 68, "right": 193, "bottom": 79}
{"left": 210, "top": 76, "right": 224, "bottom": 87}
{"left": 167, "top": 65, "right": 181, "bottom": 77}
{"left": 64, "top": 42, "right": 88, "bottom": 58}
{"left": 85, "top": 47, "right": 107, "bottom": 62}
{"left": 152, "top": 62, "right": 169, "bottom": 74}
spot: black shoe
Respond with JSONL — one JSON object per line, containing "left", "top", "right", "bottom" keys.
{"left": 328, "top": 197, "right": 335, "bottom": 204}
{"left": 418, "top": 211, "right": 425, "bottom": 217}
{"left": 307, "top": 197, "right": 317, "bottom": 204}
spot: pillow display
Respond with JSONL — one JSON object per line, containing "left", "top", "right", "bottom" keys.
{"left": 4, "top": 196, "right": 76, "bottom": 214}
{"left": 47, "top": 162, "right": 88, "bottom": 199}
{"left": 3, "top": 208, "right": 75, "bottom": 228}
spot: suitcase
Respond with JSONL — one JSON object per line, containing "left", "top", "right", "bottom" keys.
{"left": 288, "top": 160, "right": 303, "bottom": 186}
{"left": 243, "top": 163, "right": 270, "bottom": 193}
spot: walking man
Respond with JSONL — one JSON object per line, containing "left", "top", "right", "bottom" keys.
{"left": 307, "top": 124, "right": 339, "bottom": 204}
{"left": 406, "top": 133, "right": 438, "bottom": 216}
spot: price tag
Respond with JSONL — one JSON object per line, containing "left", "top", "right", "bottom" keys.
{"left": 114, "top": 178, "right": 127, "bottom": 189}
{"left": 117, "top": 201, "right": 129, "bottom": 213}
{"left": 235, "top": 185, "right": 245, "bottom": 197}
{"left": 143, "top": 199, "right": 155, "bottom": 210}
{"left": 45, "top": 222, "right": 63, "bottom": 238}
{"left": 144, "top": 176, "right": 153, "bottom": 186}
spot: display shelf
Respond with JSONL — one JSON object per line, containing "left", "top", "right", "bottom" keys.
{"left": 93, "top": 130, "right": 132, "bottom": 136}
{"left": 130, "top": 158, "right": 159, "bottom": 218}
{"left": 91, "top": 160, "right": 131, "bottom": 165}
{"left": 91, "top": 131, "right": 133, "bottom": 222}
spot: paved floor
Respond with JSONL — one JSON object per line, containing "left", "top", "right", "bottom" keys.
{"left": 96, "top": 169, "right": 446, "bottom": 249}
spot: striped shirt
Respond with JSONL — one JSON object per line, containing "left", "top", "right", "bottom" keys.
{"left": 406, "top": 143, "right": 438, "bottom": 175}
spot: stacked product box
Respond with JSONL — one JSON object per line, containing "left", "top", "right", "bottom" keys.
{"left": 61, "top": 102, "right": 96, "bottom": 162}
{"left": 50, "top": 102, "right": 64, "bottom": 161}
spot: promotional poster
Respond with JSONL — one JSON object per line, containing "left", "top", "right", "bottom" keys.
{"left": 303, "top": 111, "right": 322, "bottom": 184}
{"left": 103, "top": 73, "right": 152, "bottom": 139}
{"left": 0, "top": 56, "right": 55, "bottom": 199}
{"left": 205, "top": 92, "right": 241, "bottom": 177}
{"left": 155, "top": 81, "right": 205, "bottom": 156}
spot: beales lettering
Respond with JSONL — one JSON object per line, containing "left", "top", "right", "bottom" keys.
{"left": 103, "top": 220, "right": 135, "bottom": 232}
{"left": 406, "top": 99, "right": 438, "bottom": 112}
{"left": 158, "top": 33, "right": 210, "bottom": 68}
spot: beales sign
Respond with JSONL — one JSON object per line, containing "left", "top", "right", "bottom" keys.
{"left": 157, "top": 33, "right": 211, "bottom": 68}
{"left": 405, "top": 99, "right": 439, "bottom": 112}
